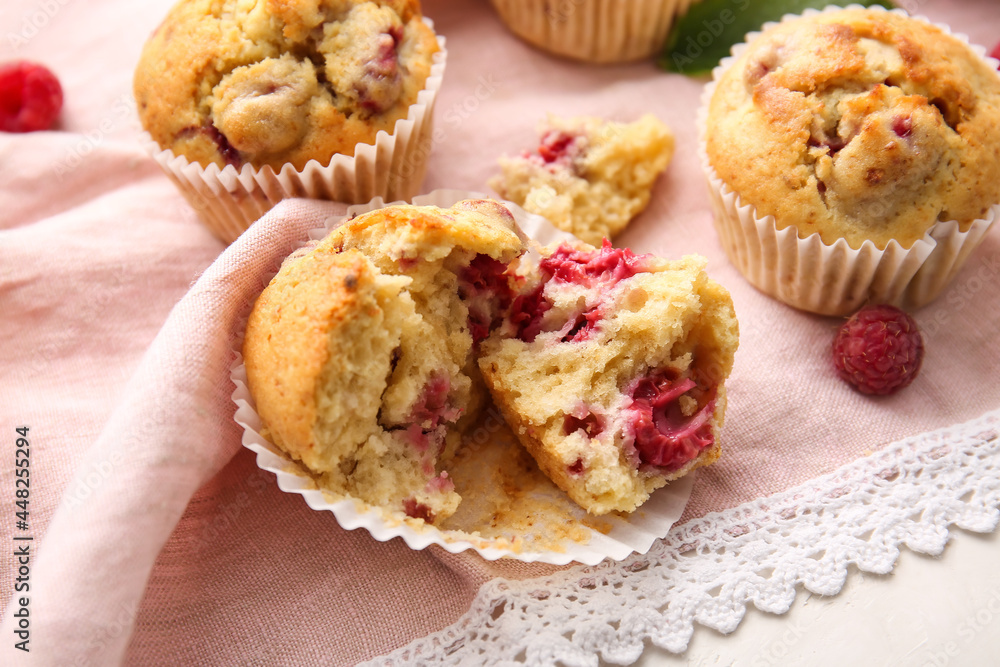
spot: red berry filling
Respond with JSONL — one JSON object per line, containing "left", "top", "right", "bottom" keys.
{"left": 567, "top": 458, "right": 585, "bottom": 477}
{"left": 832, "top": 304, "right": 924, "bottom": 396}
{"left": 0, "top": 61, "right": 63, "bottom": 133}
{"left": 625, "top": 370, "right": 716, "bottom": 471}
{"left": 509, "top": 285, "right": 551, "bottom": 343}
{"left": 510, "top": 241, "right": 649, "bottom": 343}
{"left": 537, "top": 130, "right": 578, "bottom": 164}
{"left": 540, "top": 240, "right": 648, "bottom": 288}
{"left": 425, "top": 472, "right": 455, "bottom": 494}
{"left": 177, "top": 124, "right": 242, "bottom": 167}
{"left": 403, "top": 498, "right": 435, "bottom": 523}
{"left": 560, "top": 306, "right": 602, "bottom": 343}
{"left": 892, "top": 115, "right": 913, "bottom": 139}
{"left": 405, "top": 373, "right": 461, "bottom": 453}
{"left": 358, "top": 29, "right": 402, "bottom": 114}
{"left": 808, "top": 135, "right": 847, "bottom": 155}
{"left": 459, "top": 254, "right": 514, "bottom": 343}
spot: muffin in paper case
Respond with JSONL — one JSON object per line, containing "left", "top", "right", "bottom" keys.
{"left": 140, "top": 13, "right": 446, "bottom": 245}
{"left": 231, "top": 190, "right": 694, "bottom": 565}
{"left": 490, "top": 0, "right": 700, "bottom": 64}
{"left": 698, "top": 5, "right": 1000, "bottom": 316}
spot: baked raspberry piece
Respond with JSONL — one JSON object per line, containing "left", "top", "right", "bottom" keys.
{"left": 625, "top": 371, "right": 717, "bottom": 471}
{"left": 536, "top": 129, "right": 583, "bottom": 166}
{"left": 459, "top": 253, "right": 515, "bottom": 344}
{"left": 0, "top": 61, "right": 63, "bottom": 133}
{"left": 479, "top": 242, "right": 739, "bottom": 515}
{"left": 509, "top": 241, "right": 650, "bottom": 344}
{"left": 832, "top": 304, "right": 924, "bottom": 396}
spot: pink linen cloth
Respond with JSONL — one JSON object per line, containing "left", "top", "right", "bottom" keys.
{"left": 2, "top": 0, "right": 1000, "bottom": 665}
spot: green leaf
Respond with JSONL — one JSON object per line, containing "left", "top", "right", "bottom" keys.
{"left": 660, "top": 0, "right": 896, "bottom": 77}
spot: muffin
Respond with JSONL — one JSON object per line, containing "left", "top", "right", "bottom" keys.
{"left": 490, "top": 114, "right": 675, "bottom": 246}
{"left": 478, "top": 241, "right": 739, "bottom": 515}
{"left": 701, "top": 7, "right": 1000, "bottom": 315}
{"left": 135, "top": 0, "right": 445, "bottom": 242}
{"left": 244, "top": 195, "right": 739, "bottom": 520}
{"left": 489, "top": 0, "right": 700, "bottom": 64}
{"left": 242, "top": 200, "right": 524, "bottom": 524}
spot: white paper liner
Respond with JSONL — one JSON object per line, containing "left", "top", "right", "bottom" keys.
{"left": 230, "top": 189, "right": 695, "bottom": 565}
{"left": 144, "top": 20, "right": 447, "bottom": 244}
{"left": 489, "top": 0, "right": 697, "bottom": 64}
{"left": 696, "top": 5, "right": 1000, "bottom": 316}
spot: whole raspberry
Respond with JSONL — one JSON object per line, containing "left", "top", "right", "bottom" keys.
{"left": 832, "top": 304, "right": 924, "bottom": 396}
{"left": 0, "top": 61, "right": 63, "bottom": 133}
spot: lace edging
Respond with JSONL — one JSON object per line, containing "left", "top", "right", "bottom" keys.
{"left": 366, "top": 409, "right": 1000, "bottom": 666}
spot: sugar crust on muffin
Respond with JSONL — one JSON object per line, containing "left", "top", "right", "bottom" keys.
{"left": 491, "top": 114, "right": 675, "bottom": 246}
{"left": 135, "top": 0, "right": 439, "bottom": 171}
{"left": 706, "top": 8, "right": 1000, "bottom": 250}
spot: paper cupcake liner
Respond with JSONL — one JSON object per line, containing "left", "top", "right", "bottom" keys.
{"left": 697, "top": 5, "right": 1000, "bottom": 316}
{"left": 231, "top": 189, "right": 694, "bottom": 565}
{"left": 144, "top": 20, "right": 447, "bottom": 244}
{"left": 490, "top": 0, "right": 697, "bottom": 64}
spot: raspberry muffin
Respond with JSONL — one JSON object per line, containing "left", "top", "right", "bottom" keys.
{"left": 243, "top": 200, "right": 524, "bottom": 524}
{"left": 491, "top": 114, "right": 675, "bottom": 246}
{"left": 478, "top": 241, "right": 739, "bottom": 515}
{"left": 702, "top": 7, "right": 1000, "bottom": 315}
{"left": 135, "top": 0, "right": 445, "bottom": 242}
{"left": 489, "top": 0, "right": 698, "bottom": 64}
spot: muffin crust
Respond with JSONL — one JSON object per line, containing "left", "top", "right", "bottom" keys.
{"left": 135, "top": 0, "right": 439, "bottom": 170}
{"left": 706, "top": 9, "right": 1000, "bottom": 249}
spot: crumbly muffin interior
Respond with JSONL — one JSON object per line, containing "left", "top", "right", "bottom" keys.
{"left": 245, "top": 201, "right": 524, "bottom": 524}
{"left": 491, "top": 114, "right": 675, "bottom": 246}
{"left": 310, "top": 254, "right": 464, "bottom": 521}
{"left": 246, "top": 203, "right": 739, "bottom": 521}
{"left": 479, "top": 242, "right": 739, "bottom": 515}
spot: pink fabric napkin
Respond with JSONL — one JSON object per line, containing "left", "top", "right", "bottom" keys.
{"left": 2, "top": 0, "right": 1000, "bottom": 665}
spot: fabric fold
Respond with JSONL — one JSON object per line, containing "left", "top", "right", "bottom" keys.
{"left": 0, "top": 199, "right": 341, "bottom": 667}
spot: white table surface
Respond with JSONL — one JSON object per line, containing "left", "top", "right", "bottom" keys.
{"left": 627, "top": 527, "right": 1000, "bottom": 666}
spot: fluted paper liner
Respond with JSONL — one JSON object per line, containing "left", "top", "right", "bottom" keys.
{"left": 144, "top": 21, "right": 446, "bottom": 244}
{"left": 697, "top": 5, "right": 1000, "bottom": 316}
{"left": 490, "top": 0, "right": 698, "bottom": 64}
{"left": 231, "top": 190, "right": 695, "bottom": 565}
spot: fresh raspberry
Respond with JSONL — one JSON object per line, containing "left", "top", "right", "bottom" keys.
{"left": 0, "top": 61, "right": 63, "bottom": 133}
{"left": 832, "top": 304, "right": 924, "bottom": 396}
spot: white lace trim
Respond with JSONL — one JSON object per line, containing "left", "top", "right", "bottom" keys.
{"left": 366, "top": 409, "right": 1000, "bottom": 666}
